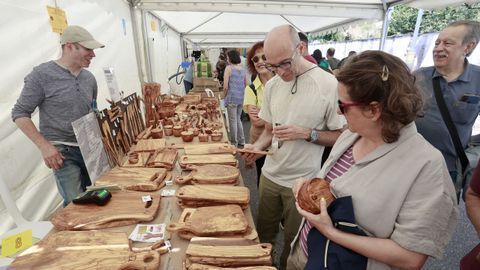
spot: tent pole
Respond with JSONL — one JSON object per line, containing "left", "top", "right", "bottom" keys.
{"left": 141, "top": 10, "right": 154, "bottom": 82}
{"left": 379, "top": 5, "right": 393, "bottom": 51}
{"left": 129, "top": 1, "right": 147, "bottom": 85}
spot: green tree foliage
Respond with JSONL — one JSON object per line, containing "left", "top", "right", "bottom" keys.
{"left": 388, "top": 3, "right": 480, "bottom": 36}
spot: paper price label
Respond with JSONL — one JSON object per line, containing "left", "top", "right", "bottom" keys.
{"left": 161, "top": 189, "right": 176, "bottom": 197}
{"left": 1, "top": 229, "right": 32, "bottom": 257}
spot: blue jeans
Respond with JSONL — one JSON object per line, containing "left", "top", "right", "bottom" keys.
{"left": 226, "top": 103, "right": 245, "bottom": 147}
{"left": 53, "top": 145, "right": 91, "bottom": 206}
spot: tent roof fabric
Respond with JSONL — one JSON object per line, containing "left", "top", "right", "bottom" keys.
{"left": 137, "top": 0, "right": 476, "bottom": 48}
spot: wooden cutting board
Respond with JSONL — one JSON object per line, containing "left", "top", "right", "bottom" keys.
{"left": 176, "top": 164, "right": 239, "bottom": 185}
{"left": 184, "top": 143, "right": 236, "bottom": 155}
{"left": 52, "top": 190, "right": 161, "bottom": 230}
{"left": 188, "top": 263, "right": 276, "bottom": 270}
{"left": 95, "top": 167, "right": 168, "bottom": 191}
{"left": 185, "top": 238, "right": 273, "bottom": 268}
{"left": 146, "top": 148, "right": 178, "bottom": 170}
{"left": 131, "top": 138, "right": 166, "bottom": 152}
{"left": 177, "top": 185, "right": 249, "bottom": 209}
{"left": 167, "top": 205, "right": 248, "bottom": 238}
{"left": 179, "top": 155, "right": 238, "bottom": 168}
{"left": 9, "top": 231, "right": 160, "bottom": 270}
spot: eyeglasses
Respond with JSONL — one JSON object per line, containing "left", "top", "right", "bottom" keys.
{"left": 251, "top": 54, "right": 267, "bottom": 64}
{"left": 264, "top": 44, "right": 299, "bottom": 72}
{"left": 337, "top": 100, "right": 363, "bottom": 114}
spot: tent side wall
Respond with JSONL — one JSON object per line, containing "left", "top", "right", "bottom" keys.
{"left": 0, "top": 0, "right": 144, "bottom": 233}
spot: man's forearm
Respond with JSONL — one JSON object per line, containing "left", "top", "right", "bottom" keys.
{"left": 253, "top": 127, "right": 273, "bottom": 150}
{"left": 314, "top": 129, "right": 343, "bottom": 146}
{"left": 14, "top": 117, "right": 50, "bottom": 150}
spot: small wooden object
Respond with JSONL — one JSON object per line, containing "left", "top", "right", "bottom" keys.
{"left": 146, "top": 147, "right": 178, "bottom": 170}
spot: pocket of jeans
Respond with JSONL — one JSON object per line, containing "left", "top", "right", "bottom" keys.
{"left": 55, "top": 145, "right": 69, "bottom": 154}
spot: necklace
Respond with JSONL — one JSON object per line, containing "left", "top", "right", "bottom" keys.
{"left": 290, "top": 66, "right": 318, "bottom": 94}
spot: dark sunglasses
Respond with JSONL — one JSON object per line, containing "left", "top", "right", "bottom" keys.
{"left": 337, "top": 100, "right": 363, "bottom": 114}
{"left": 251, "top": 54, "right": 267, "bottom": 64}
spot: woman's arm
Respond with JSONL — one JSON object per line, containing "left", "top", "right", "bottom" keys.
{"left": 223, "top": 66, "right": 231, "bottom": 93}
{"left": 297, "top": 200, "right": 428, "bottom": 270}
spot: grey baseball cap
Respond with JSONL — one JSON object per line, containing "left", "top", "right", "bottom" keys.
{"left": 60, "top": 25, "right": 104, "bottom": 49}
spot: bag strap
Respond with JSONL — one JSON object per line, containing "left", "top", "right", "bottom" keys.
{"left": 432, "top": 76, "right": 469, "bottom": 173}
{"left": 249, "top": 83, "right": 257, "bottom": 97}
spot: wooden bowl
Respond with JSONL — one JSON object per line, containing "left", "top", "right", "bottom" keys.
{"left": 297, "top": 178, "right": 335, "bottom": 214}
{"left": 198, "top": 133, "right": 209, "bottom": 142}
{"left": 128, "top": 153, "right": 139, "bottom": 164}
{"left": 151, "top": 128, "right": 163, "bottom": 139}
{"left": 181, "top": 131, "right": 194, "bottom": 142}
{"left": 164, "top": 125, "right": 173, "bottom": 136}
{"left": 211, "top": 132, "right": 223, "bottom": 142}
{"left": 173, "top": 125, "right": 183, "bottom": 137}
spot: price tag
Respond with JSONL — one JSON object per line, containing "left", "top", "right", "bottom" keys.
{"left": 1, "top": 229, "right": 33, "bottom": 257}
{"left": 142, "top": 195, "right": 153, "bottom": 203}
{"left": 161, "top": 189, "right": 176, "bottom": 197}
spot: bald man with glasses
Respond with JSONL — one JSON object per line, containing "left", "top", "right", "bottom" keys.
{"left": 240, "top": 25, "right": 345, "bottom": 269}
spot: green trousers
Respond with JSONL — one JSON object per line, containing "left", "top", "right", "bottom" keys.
{"left": 257, "top": 174, "right": 303, "bottom": 270}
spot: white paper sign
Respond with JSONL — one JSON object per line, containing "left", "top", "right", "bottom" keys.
{"left": 72, "top": 112, "right": 111, "bottom": 183}
{"left": 103, "top": 67, "right": 121, "bottom": 103}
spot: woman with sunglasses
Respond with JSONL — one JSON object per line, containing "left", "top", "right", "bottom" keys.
{"left": 287, "top": 51, "right": 458, "bottom": 270}
{"left": 224, "top": 49, "right": 247, "bottom": 147}
{"left": 243, "top": 41, "right": 274, "bottom": 184}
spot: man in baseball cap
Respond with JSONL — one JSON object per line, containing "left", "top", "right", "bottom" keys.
{"left": 12, "top": 25, "right": 104, "bottom": 206}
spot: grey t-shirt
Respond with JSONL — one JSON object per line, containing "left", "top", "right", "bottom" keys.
{"left": 12, "top": 61, "right": 98, "bottom": 143}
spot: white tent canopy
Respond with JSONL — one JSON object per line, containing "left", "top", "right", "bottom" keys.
{"left": 135, "top": 0, "right": 475, "bottom": 48}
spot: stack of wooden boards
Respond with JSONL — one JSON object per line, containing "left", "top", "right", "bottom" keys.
{"left": 184, "top": 238, "right": 276, "bottom": 270}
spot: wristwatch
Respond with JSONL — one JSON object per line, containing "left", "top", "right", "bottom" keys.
{"left": 307, "top": 129, "right": 318, "bottom": 142}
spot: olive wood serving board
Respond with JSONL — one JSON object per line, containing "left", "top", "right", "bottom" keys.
{"left": 131, "top": 138, "right": 166, "bottom": 152}
{"left": 175, "top": 164, "right": 239, "bottom": 185}
{"left": 179, "top": 155, "right": 238, "bottom": 168}
{"left": 184, "top": 143, "right": 236, "bottom": 155}
{"left": 188, "top": 264, "right": 276, "bottom": 270}
{"left": 167, "top": 205, "right": 248, "bottom": 239}
{"left": 95, "top": 167, "right": 167, "bottom": 191}
{"left": 8, "top": 231, "right": 160, "bottom": 270}
{"left": 185, "top": 238, "right": 273, "bottom": 268}
{"left": 52, "top": 190, "right": 161, "bottom": 230}
{"left": 177, "top": 185, "right": 249, "bottom": 209}
{"left": 146, "top": 147, "right": 178, "bottom": 170}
